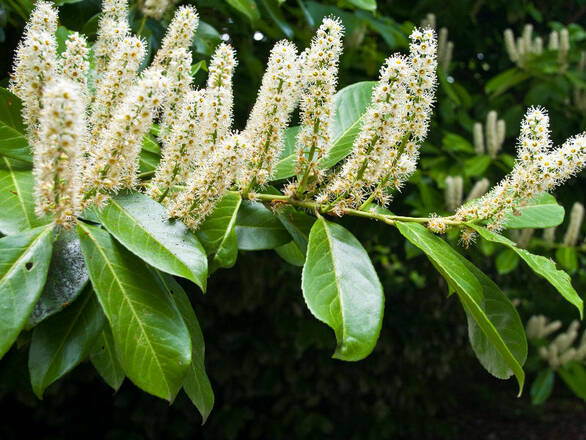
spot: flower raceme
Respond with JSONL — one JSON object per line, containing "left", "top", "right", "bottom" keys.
{"left": 456, "top": 107, "right": 586, "bottom": 233}
{"left": 10, "top": 1, "right": 586, "bottom": 242}
{"left": 10, "top": 1, "right": 199, "bottom": 225}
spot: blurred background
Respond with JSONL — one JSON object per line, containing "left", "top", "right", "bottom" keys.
{"left": 1, "top": 0, "right": 586, "bottom": 438}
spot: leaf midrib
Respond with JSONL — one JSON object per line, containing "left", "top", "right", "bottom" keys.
{"left": 3, "top": 157, "right": 33, "bottom": 228}
{"left": 107, "top": 198, "right": 194, "bottom": 278}
{"left": 213, "top": 196, "right": 241, "bottom": 258}
{"left": 79, "top": 223, "right": 171, "bottom": 399}
{"left": 0, "top": 225, "right": 51, "bottom": 288}
{"left": 37, "top": 292, "right": 93, "bottom": 392}
{"left": 320, "top": 219, "right": 347, "bottom": 344}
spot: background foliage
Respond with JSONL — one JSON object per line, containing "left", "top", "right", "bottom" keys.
{"left": 1, "top": 0, "right": 586, "bottom": 438}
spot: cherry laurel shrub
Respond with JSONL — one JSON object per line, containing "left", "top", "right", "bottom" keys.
{"left": 1, "top": 0, "right": 585, "bottom": 421}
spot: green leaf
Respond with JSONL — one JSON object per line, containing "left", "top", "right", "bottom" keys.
{"left": 463, "top": 155, "right": 491, "bottom": 177}
{"left": 302, "top": 217, "right": 384, "bottom": 361}
{"left": 276, "top": 206, "right": 315, "bottom": 253}
{"left": 226, "top": 0, "right": 261, "bottom": 21}
{"left": 98, "top": 191, "right": 208, "bottom": 292}
{"left": 469, "top": 225, "right": 583, "bottom": 318}
{"left": 157, "top": 272, "right": 214, "bottom": 423}
{"left": 275, "top": 241, "right": 306, "bottom": 266}
{"left": 90, "top": 327, "right": 125, "bottom": 392}
{"left": 235, "top": 201, "right": 291, "bottom": 250}
{"left": 26, "top": 229, "right": 89, "bottom": 329}
{"left": 272, "top": 82, "right": 376, "bottom": 180}
{"left": 192, "top": 21, "right": 222, "bottom": 57}
{"left": 28, "top": 287, "right": 105, "bottom": 398}
{"left": 495, "top": 248, "right": 520, "bottom": 275}
{"left": 77, "top": 222, "right": 192, "bottom": 401}
{"left": 142, "top": 133, "right": 161, "bottom": 154}
{"left": 460, "top": 256, "right": 527, "bottom": 384}
{"left": 502, "top": 193, "right": 565, "bottom": 229}
{"left": 531, "top": 368, "right": 555, "bottom": 405}
{"left": 485, "top": 68, "right": 530, "bottom": 96}
{"left": 558, "top": 361, "right": 586, "bottom": 400}
{"left": 260, "top": 0, "right": 294, "bottom": 38}
{"left": 0, "top": 158, "right": 49, "bottom": 235}
{"left": 0, "top": 87, "right": 32, "bottom": 163}
{"left": 395, "top": 222, "right": 526, "bottom": 393}
{"left": 343, "top": 0, "right": 376, "bottom": 10}
{"left": 556, "top": 246, "right": 578, "bottom": 273}
{"left": 196, "top": 192, "right": 242, "bottom": 273}
{"left": 0, "top": 225, "right": 53, "bottom": 358}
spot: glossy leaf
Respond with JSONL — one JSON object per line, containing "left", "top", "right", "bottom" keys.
{"left": 235, "top": 201, "right": 291, "bottom": 250}
{"left": 28, "top": 288, "right": 106, "bottom": 398}
{"left": 0, "top": 88, "right": 32, "bottom": 163}
{"left": 0, "top": 225, "right": 53, "bottom": 358}
{"left": 530, "top": 368, "right": 555, "bottom": 405}
{"left": 555, "top": 246, "right": 578, "bottom": 273}
{"left": 272, "top": 82, "right": 376, "bottom": 180}
{"left": 395, "top": 222, "right": 526, "bottom": 393}
{"left": 226, "top": 0, "right": 261, "bottom": 21}
{"left": 157, "top": 272, "right": 214, "bottom": 423}
{"left": 302, "top": 217, "right": 384, "bottom": 361}
{"left": 485, "top": 68, "right": 530, "bottom": 96}
{"left": 90, "top": 327, "right": 125, "bottom": 392}
{"left": 0, "top": 158, "right": 49, "bottom": 235}
{"left": 275, "top": 241, "right": 306, "bottom": 266}
{"left": 276, "top": 206, "right": 315, "bottom": 254}
{"left": 502, "top": 193, "right": 565, "bottom": 229}
{"left": 345, "top": 0, "right": 377, "bottom": 11}
{"left": 196, "top": 192, "right": 242, "bottom": 273}
{"left": 77, "top": 222, "right": 192, "bottom": 401}
{"left": 26, "top": 229, "right": 89, "bottom": 329}
{"left": 460, "top": 256, "right": 527, "bottom": 383}
{"left": 469, "top": 225, "right": 583, "bottom": 318}
{"left": 98, "top": 191, "right": 207, "bottom": 292}
{"left": 495, "top": 248, "right": 520, "bottom": 275}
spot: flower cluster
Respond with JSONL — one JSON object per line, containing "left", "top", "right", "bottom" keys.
{"left": 10, "top": 0, "right": 199, "bottom": 223}
{"left": 473, "top": 110, "right": 506, "bottom": 158}
{"left": 139, "top": 0, "right": 179, "bottom": 19}
{"left": 420, "top": 13, "right": 453, "bottom": 73}
{"left": 456, "top": 107, "right": 586, "bottom": 231}
{"left": 9, "top": 2, "right": 58, "bottom": 144}
{"left": 286, "top": 18, "right": 344, "bottom": 197}
{"left": 317, "top": 28, "right": 437, "bottom": 211}
{"left": 33, "top": 79, "right": 86, "bottom": 226}
{"left": 240, "top": 41, "right": 301, "bottom": 190}
{"left": 168, "top": 133, "right": 250, "bottom": 229}
{"left": 527, "top": 316, "right": 586, "bottom": 369}
{"left": 504, "top": 25, "right": 570, "bottom": 68}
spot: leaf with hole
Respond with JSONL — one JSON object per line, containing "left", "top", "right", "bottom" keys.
{"left": 0, "top": 225, "right": 53, "bottom": 359}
